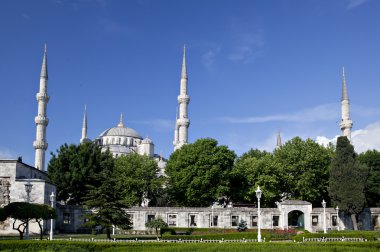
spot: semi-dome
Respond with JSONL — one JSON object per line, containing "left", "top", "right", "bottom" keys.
{"left": 99, "top": 126, "right": 142, "bottom": 139}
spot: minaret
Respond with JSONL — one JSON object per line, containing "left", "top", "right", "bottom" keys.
{"left": 276, "top": 129, "right": 282, "bottom": 149}
{"left": 80, "top": 105, "right": 89, "bottom": 143}
{"left": 174, "top": 45, "right": 190, "bottom": 150}
{"left": 339, "top": 67, "right": 353, "bottom": 140}
{"left": 33, "top": 45, "right": 49, "bottom": 170}
{"left": 173, "top": 107, "right": 179, "bottom": 147}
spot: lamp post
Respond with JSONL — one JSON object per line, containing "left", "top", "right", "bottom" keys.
{"left": 282, "top": 205, "right": 286, "bottom": 230}
{"left": 211, "top": 204, "right": 214, "bottom": 227}
{"left": 322, "top": 199, "right": 327, "bottom": 234}
{"left": 50, "top": 192, "right": 55, "bottom": 240}
{"left": 255, "top": 186, "right": 262, "bottom": 242}
{"left": 335, "top": 206, "right": 339, "bottom": 231}
{"left": 24, "top": 180, "right": 33, "bottom": 240}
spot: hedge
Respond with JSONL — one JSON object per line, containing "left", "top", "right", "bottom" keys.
{"left": 0, "top": 241, "right": 379, "bottom": 252}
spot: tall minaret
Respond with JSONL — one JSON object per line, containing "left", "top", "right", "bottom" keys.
{"left": 80, "top": 105, "right": 89, "bottom": 143}
{"left": 276, "top": 129, "right": 282, "bottom": 149}
{"left": 174, "top": 45, "right": 190, "bottom": 151}
{"left": 173, "top": 107, "right": 179, "bottom": 147}
{"left": 174, "top": 46, "right": 190, "bottom": 150}
{"left": 340, "top": 67, "right": 353, "bottom": 140}
{"left": 33, "top": 45, "right": 49, "bottom": 170}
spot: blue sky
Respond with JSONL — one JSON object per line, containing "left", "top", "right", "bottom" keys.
{"left": 1, "top": 0, "right": 380, "bottom": 169}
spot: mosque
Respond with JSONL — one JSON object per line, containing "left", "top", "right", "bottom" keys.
{"left": 0, "top": 45, "right": 378, "bottom": 236}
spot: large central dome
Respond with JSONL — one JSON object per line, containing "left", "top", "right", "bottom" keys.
{"left": 99, "top": 126, "right": 142, "bottom": 139}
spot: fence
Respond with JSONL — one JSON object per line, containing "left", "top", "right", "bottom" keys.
{"left": 52, "top": 238, "right": 259, "bottom": 243}
{"left": 303, "top": 237, "right": 366, "bottom": 242}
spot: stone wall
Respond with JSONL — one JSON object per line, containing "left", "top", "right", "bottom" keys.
{"left": 0, "top": 160, "right": 56, "bottom": 236}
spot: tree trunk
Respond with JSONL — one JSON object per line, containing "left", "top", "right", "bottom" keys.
{"left": 36, "top": 219, "right": 43, "bottom": 240}
{"left": 13, "top": 220, "right": 24, "bottom": 240}
{"left": 155, "top": 227, "right": 159, "bottom": 238}
{"left": 351, "top": 214, "right": 358, "bottom": 230}
{"left": 106, "top": 227, "right": 111, "bottom": 240}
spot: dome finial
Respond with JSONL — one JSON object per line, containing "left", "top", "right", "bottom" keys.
{"left": 118, "top": 112, "right": 124, "bottom": 127}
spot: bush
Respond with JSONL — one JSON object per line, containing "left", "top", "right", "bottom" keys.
{"left": 237, "top": 220, "right": 248, "bottom": 232}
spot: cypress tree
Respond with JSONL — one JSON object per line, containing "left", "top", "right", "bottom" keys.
{"left": 328, "top": 136, "right": 368, "bottom": 230}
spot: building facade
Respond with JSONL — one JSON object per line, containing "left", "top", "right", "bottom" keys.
{"left": 0, "top": 160, "right": 56, "bottom": 235}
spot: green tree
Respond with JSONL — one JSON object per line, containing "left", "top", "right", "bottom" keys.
{"left": 329, "top": 136, "right": 368, "bottom": 230}
{"left": 114, "top": 154, "right": 163, "bottom": 207}
{"left": 84, "top": 159, "right": 131, "bottom": 240}
{"left": 166, "top": 138, "right": 236, "bottom": 207}
{"left": 145, "top": 217, "right": 168, "bottom": 238}
{"left": 358, "top": 150, "right": 380, "bottom": 207}
{"left": 0, "top": 202, "right": 56, "bottom": 240}
{"left": 231, "top": 151, "right": 283, "bottom": 207}
{"left": 274, "top": 137, "right": 332, "bottom": 205}
{"left": 48, "top": 142, "right": 114, "bottom": 205}
{"left": 84, "top": 150, "right": 130, "bottom": 239}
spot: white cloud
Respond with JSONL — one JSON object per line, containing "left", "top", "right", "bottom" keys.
{"left": 99, "top": 18, "right": 125, "bottom": 33}
{"left": 202, "top": 45, "right": 221, "bottom": 68}
{"left": 0, "top": 147, "right": 16, "bottom": 159}
{"left": 220, "top": 103, "right": 339, "bottom": 124}
{"left": 21, "top": 13, "right": 30, "bottom": 19}
{"left": 347, "top": 0, "right": 369, "bottom": 9}
{"left": 228, "top": 33, "right": 264, "bottom": 63}
{"left": 133, "top": 119, "right": 174, "bottom": 132}
{"left": 316, "top": 122, "right": 380, "bottom": 153}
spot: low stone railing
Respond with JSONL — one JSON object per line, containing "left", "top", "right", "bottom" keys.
{"left": 52, "top": 238, "right": 259, "bottom": 243}
{"left": 303, "top": 237, "right": 366, "bottom": 242}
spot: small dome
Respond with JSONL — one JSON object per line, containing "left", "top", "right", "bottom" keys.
{"left": 141, "top": 138, "right": 153, "bottom": 144}
{"left": 99, "top": 126, "right": 142, "bottom": 139}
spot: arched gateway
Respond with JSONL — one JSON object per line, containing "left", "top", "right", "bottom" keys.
{"left": 279, "top": 200, "right": 312, "bottom": 232}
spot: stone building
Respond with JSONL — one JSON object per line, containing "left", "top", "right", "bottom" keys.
{"left": 0, "top": 160, "right": 56, "bottom": 235}
{"left": 55, "top": 201, "right": 380, "bottom": 233}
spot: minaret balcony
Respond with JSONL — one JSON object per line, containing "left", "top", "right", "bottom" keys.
{"left": 177, "top": 95, "right": 190, "bottom": 104}
{"left": 177, "top": 118, "right": 190, "bottom": 127}
{"left": 33, "top": 140, "right": 48, "bottom": 150}
{"left": 339, "top": 119, "right": 353, "bottom": 129}
{"left": 36, "top": 93, "right": 50, "bottom": 102}
{"left": 35, "top": 116, "right": 49, "bottom": 125}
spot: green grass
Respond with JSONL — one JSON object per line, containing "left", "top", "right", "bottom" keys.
{"left": 0, "top": 240, "right": 379, "bottom": 252}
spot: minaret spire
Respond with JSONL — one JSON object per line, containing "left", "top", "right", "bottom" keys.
{"left": 339, "top": 66, "right": 353, "bottom": 140}
{"left": 276, "top": 129, "right": 282, "bottom": 149}
{"left": 174, "top": 45, "right": 190, "bottom": 151}
{"left": 342, "top": 67, "right": 349, "bottom": 101}
{"left": 181, "top": 45, "right": 187, "bottom": 79}
{"left": 118, "top": 112, "right": 124, "bottom": 127}
{"left": 33, "top": 45, "right": 50, "bottom": 170}
{"left": 80, "top": 105, "right": 89, "bottom": 143}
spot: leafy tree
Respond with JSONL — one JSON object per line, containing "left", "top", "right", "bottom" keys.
{"left": 274, "top": 137, "right": 332, "bottom": 205}
{"left": 48, "top": 142, "right": 114, "bottom": 205}
{"left": 0, "top": 202, "right": 56, "bottom": 240}
{"left": 145, "top": 217, "right": 168, "bottom": 238}
{"left": 114, "top": 154, "right": 163, "bottom": 207}
{"left": 358, "top": 150, "right": 380, "bottom": 207}
{"left": 231, "top": 151, "right": 283, "bottom": 207}
{"left": 329, "top": 136, "right": 368, "bottom": 230}
{"left": 83, "top": 158, "right": 131, "bottom": 240}
{"left": 166, "top": 138, "right": 236, "bottom": 207}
